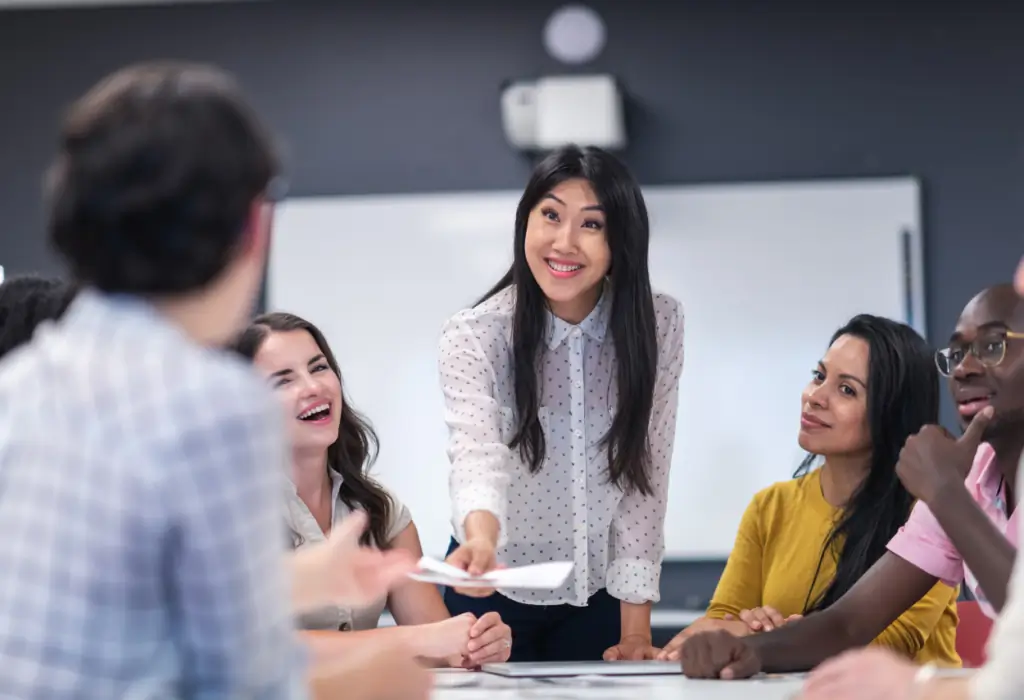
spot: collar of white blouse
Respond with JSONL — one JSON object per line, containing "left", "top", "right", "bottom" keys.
{"left": 545, "top": 283, "right": 612, "bottom": 350}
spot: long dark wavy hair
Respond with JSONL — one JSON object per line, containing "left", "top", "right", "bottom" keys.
{"left": 232, "top": 312, "right": 393, "bottom": 548}
{"left": 795, "top": 314, "right": 939, "bottom": 613}
{"left": 478, "top": 145, "right": 658, "bottom": 496}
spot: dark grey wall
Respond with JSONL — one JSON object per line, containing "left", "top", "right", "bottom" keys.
{"left": 1, "top": 1, "right": 1022, "bottom": 604}
{"left": 3, "top": 0, "right": 1023, "bottom": 427}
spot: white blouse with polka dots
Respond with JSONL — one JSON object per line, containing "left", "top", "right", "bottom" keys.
{"left": 438, "top": 284, "right": 684, "bottom": 606}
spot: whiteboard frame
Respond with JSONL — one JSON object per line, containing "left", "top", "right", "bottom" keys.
{"left": 268, "top": 176, "right": 925, "bottom": 560}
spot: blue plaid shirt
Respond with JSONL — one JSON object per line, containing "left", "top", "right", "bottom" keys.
{"left": 0, "top": 290, "right": 306, "bottom": 699}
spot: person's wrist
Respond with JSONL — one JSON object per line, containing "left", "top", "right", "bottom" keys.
{"left": 743, "top": 635, "right": 765, "bottom": 670}
{"left": 387, "top": 624, "right": 422, "bottom": 657}
{"left": 621, "top": 633, "right": 652, "bottom": 643}
{"left": 929, "top": 475, "right": 970, "bottom": 512}
{"left": 463, "top": 511, "right": 499, "bottom": 547}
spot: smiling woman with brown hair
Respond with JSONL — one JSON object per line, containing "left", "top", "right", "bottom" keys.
{"left": 234, "top": 311, "right": 512, "bottom": 668}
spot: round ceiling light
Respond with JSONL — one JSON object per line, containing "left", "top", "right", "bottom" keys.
{"left": 543, "top": 5, "right": 606, "bottom": 65}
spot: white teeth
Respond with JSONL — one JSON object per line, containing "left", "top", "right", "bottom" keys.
{"left": 547, "top": 260, "right": 582, "bottom": 273}
{"left": 299, "top": 404, "right": 330, "bottom": 420}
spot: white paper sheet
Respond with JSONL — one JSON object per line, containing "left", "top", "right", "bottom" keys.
{"left": 409, "top": 556, "right": 573, "bottom": 589}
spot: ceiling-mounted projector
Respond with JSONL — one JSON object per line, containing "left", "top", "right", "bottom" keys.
{"left": 500, "top": 74, "right": 626, "bottom": 152}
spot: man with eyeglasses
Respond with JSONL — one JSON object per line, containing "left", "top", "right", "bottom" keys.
{"left": 783, "top": 293, "right": 1024, "bottom": 700}
{"left": 889, "top": 284, "right": 1023, "bottom": 618}
{"left": 679, "top": 284, "right": 1024, "bottom": 691}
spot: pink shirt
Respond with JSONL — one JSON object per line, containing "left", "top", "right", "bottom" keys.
{"left": 887, "top": 443, "right": 1018, "bottom": 619}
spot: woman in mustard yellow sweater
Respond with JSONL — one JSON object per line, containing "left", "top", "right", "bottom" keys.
{"left": 659, "top": 314, "right": 960, "bottom": 667}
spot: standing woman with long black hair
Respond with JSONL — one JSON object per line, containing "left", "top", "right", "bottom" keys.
{"left": 437, "top": 145, "right": 685, "bottom": 662}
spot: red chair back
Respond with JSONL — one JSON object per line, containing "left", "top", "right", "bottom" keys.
{"left": 956, "top": 600, "right": 994, "bottom": 668}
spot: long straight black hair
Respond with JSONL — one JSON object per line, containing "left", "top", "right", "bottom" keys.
{"left": 796, "top": 314, "right": 939, "bottom": 613}
{"left": 232, "top": 312, "right": 394, "bottom": 548}
{"left": 478, "top": 145, "right": 659, "bottom": 495}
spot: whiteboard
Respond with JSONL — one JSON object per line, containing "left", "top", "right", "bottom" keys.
{"left": 268, "top": 177, "right": 924, "bottom": 559}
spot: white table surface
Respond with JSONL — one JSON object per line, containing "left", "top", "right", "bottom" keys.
{"left": 430, "top": 668, "right": 804, "bottom": 699}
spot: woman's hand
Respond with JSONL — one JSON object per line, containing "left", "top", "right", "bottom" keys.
{"left": 419, "top": 613, "right": 476, "bottom": 662}
{"left": 603, "top": 634, "right": 661, "bottom": 661}
{"left": 460, "top": 612, "right": 512, "bottom": 667}
{"left": 737, "top": 606, "right": 802, "bottom": 633}
{"left": 291, "top": 511, "right": 417, "bottom": 612}
{"left": 444, "top": 536, "right": 499, "bottom": 597}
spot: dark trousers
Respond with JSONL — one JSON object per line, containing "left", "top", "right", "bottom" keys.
{"left": 442, "top": 538, "right": 620, "bottom": 661}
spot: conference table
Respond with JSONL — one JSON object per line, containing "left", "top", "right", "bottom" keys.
{"left": 430, "top": 666, "right": 804, "bottom": 699}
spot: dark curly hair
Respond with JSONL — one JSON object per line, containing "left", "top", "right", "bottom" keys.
{"left": 0, "top": 275, "right": 77, "bottom": 360}
{"left": 46, "top": 61, "right": 281, "bottom": 295}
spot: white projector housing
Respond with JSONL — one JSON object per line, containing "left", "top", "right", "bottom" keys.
{"left": 500, "top": 74, "right": 626, "bottom": 152}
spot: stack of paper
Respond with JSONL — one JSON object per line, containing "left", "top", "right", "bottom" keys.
{"left": 409, "top": 556, "right": 573, "bottom": 589}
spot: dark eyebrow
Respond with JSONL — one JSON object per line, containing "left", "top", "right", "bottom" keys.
{"left": 949, "top": 321, "right": 1010, "bottom": 344}
{"left": 839, "top": 373, "right": 868, "bottom": 390}
{"left": 819, "top": 360, "right": 867, "bottom": 390}
{"left": 543, "top": 193, "right": 604, "bottom": 212}
{"left": 269, "top": 354, "right": 325, "bottom": 380}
